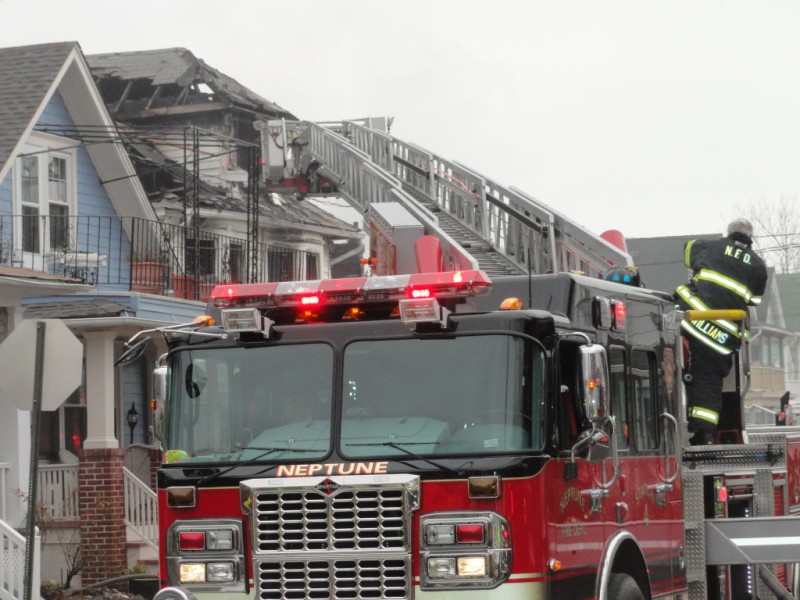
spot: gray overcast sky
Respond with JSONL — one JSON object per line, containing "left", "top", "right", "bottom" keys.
{"left": 3, "top": 0, "right": 800, "bottom": 241}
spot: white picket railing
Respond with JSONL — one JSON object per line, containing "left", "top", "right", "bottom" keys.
{"left": 36, "top": 463, "right": 159, "bottom": 551}
{"left": 37, "top": 464, "right": 79, "bottom": 522}
{"left": 123, "top": 467, "right": 158, "bottom": 551}
{"left": 0, "top": 521, "right": 40, "bottom": 600}
{"left": 0, "top": 463, "right": 10, "bottom": 522}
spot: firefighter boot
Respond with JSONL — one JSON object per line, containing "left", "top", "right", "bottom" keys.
{"left": 689, "top": 425, "right": 715, "bottom": 446}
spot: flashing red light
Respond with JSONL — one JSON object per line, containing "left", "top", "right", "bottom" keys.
{"left": 178, "top": 531, "right": 205, "bottom": 551}
{"left": 210, "top": 271, "right": 492, "bottom": 313}
{"left": 456, "top": 524, "right": 485, "bottom": 544}
{"left": 717, "top": 486, "right": 729, "bottom": 503}
{"left": 613, "top": 300, "right": 627, "bottom": 330}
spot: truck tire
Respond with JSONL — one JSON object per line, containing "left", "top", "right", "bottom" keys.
{"left": 607, "top": 573, "right": 645, "bottom": 600}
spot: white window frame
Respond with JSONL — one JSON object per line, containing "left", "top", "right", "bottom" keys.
{"left": 12, "top": 132, "right": 78, "bottom": 260}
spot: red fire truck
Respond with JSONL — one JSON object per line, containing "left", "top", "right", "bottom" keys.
{"left": 119, "top": 269, "right": 800, "bottom": 600}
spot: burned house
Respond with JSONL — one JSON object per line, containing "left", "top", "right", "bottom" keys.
{"left": 87, "top": 47, "right": 362, "bottom": 293}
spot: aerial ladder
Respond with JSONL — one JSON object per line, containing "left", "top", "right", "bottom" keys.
{"left": 258, "top": 118, "right": 631, "bottom": 279}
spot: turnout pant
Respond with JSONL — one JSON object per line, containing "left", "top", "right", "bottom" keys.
{"left": 685, "top": 334, "right": 733, "bottom": 443}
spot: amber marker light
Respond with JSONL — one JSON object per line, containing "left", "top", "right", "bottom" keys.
{"left": 192, "top": 315, "right": 215, "bottom": 327}
{"left": 548, "top": 558, "right": 563, "bottom": 572}
{"left": 343, "top": 307, "right": 365, "bottom": 320}
{"left": 499, "top": 297, "right": 523, "bottom": 310}
{"left": 167, "top": 486, "right": 197, "bottom": 509}
{"left": 468, "top": 476, "right": 500, "bottom": 499}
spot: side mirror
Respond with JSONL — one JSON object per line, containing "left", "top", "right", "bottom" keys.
{"left": 115, "top": 338, "right": 149, "bottom": 367}
{"left": 580, "top": 344, "right": 610, "bottom": 424}
{"left": 185, "top": 363, "right": 206, "bottom": 399}
{"left": 152, "top": 365, "right": 167, "bottom": 441}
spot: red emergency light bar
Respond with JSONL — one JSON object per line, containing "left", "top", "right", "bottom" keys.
{"left": 209, "top": 270, "right": 492, "bottom": 310}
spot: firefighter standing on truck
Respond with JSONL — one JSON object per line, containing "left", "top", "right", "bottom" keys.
{"left": 674, "top": 218, "right": 768, "bottom": 445}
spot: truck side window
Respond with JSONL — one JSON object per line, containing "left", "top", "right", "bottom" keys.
{"left": 632, "top": 349, "right": 658, "bottom": 450}
{"left": 609, "top": 347, "right": 628, "bottom": 449}
{"left": 557, "top": 341, "right": 587, "bottom": 450}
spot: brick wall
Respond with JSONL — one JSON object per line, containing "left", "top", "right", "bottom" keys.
{"left": 148, "top": 446, "right": 162, "bottom": 490}
{"left": 78, "top": 448, "right": 127, "bottom": 587}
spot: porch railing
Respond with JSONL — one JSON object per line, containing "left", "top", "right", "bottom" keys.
{"left": 36, "top": 464, "right": 159, "bottom": 549}
{"left": 0, "top": 215, "right": 319, "bottom": 300}
{"left": 0, "top": 464, "right": 9, "bottom": 522}
{"left": 0, "top": 521, "right": 40, "bottom": 600}
{"left": 37, "top": 464, "right": 79, "bottom": 523}
{"left": 123, "top": 467, "right": 158, "bottom": 551}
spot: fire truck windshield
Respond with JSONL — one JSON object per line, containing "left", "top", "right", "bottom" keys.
{"left": 341, "top": 334, "right": 545, "bottom": 457}
{"left": 166, "top": 343, "right": 335, "bottom": 462}
{"left": 165, "top": 334, "right": 545, "bottom": 464}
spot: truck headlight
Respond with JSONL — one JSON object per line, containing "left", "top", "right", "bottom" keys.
{"left": 179, "top": 564, "right": 206, "bottom": 584}
{"left": 420, "top": 512, "right": 511, "bottom": 590}
{"left": 167, "top": 519, "right": 245, "bottom": 591}
{"left": 206, "top": 562, "right": 235, "bottom": 583}
{"left": 457, "top": 556, "right": 487, "bottom": 577}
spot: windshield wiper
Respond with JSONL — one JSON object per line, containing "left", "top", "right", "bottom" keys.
{"left": 197, "top": 445, "right": 319, "bottom": 486}
{"left": 346, "top": 441, "right": 465, "bottom": 477}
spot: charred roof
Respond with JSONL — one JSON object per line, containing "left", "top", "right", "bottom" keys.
{"left": 87, "top": 47, "right": 296, "bottom": 120}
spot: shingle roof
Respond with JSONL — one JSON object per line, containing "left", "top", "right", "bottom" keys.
{"left": 87, "top": 47, "right": 295, "bottom": 118}
{"left": 23, "top": 298, "right": 129, "bottom": 319}
{"left": 0, "top": 42, "right": 77, "bottom": 175}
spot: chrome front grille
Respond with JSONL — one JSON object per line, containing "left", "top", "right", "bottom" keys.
{"left": 257, "top": 557, "right": 410, "bottom": 599}
{"left": 243, "top": 474, "right": 420, "bottom": 600}
{"left": 254, "top": 488, "right": 407, "bottom": 551}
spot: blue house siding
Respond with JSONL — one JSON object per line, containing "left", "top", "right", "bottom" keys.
{"left": 34, "top": 91, "right": 132, "bottom": 290}
{"left": 121, "top": 360, "right": 149, "bottom": 446}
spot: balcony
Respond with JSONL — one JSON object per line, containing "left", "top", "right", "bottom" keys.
{"left": 0, "top": 215, "right": 318, "bottom": 300}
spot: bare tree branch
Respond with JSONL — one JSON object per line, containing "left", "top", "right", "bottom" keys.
{"left": 736, "top": 195, "right": 800, "bottom": 274}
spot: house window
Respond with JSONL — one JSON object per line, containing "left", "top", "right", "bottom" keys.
{"left": 15, "top": 140, "right": 75, "bottom": 257}
{"left": 48, "top": 156, "right": 70, "bottom": 250}
{"left": 267, "top": 247, "right": 296, "bottom": 282}
{"left": 20, "top": 156, "right": 40, "bottom": 253}
{"left": 306, "top": 253, "right": 318, "bottom": 280}
{"left": 38, "top": 360, "right": 86, "bottom": 460}
{"left": 226, "top": 242, "right": 243, "bottom": 283}
{"left": 789, "top": 344, "right": 800, "bottom": 380}
{"left": 63, "top": 384, "right": 87, "bottom": 455}
{"left": 751, "top": 339, "right": 762, "bottom": 363}
{"left": 770, "top": 337, "right": 783, "bottom": 368}
{"left": 186, "top": 238, "right": 216, "bottom": 276}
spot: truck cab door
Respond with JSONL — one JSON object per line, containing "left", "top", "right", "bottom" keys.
{"left": 552, "top": 340, "right": 615, "bottom": 585}
{"left": 629, "top": 347, "right": 684, "bottom": 590}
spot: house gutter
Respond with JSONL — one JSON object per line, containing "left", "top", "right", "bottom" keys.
{"left": 59, "top": 315, "right": 189, "bottom": 333}
{"left": 0, "top": 276, "right": 93, "bottom": 293}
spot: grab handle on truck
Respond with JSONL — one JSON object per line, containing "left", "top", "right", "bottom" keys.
{"left": 660, "top": 412, "right": 680, "bottom": 484}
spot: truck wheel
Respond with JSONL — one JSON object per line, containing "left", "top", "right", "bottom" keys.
{"left": 607, "top": 573, "right": 645, "bottom": 600}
